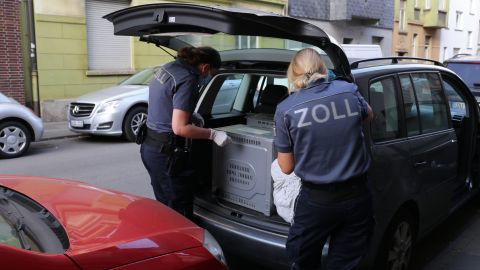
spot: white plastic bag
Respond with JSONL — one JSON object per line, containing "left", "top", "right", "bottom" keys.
{"left": 271, "top": 159, "right": 301, "bottom": 224}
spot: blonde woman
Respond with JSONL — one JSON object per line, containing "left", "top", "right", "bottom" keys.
{"left": 274, "top": 48, "right": 374, "bottom": 270}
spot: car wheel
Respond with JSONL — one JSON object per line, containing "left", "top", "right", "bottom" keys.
{"left": 376, "top": 209, "right": 417, "bottom": 270}
{"left": 0, "top": 121, "right": 31, "bottom": 159}
{"left": 123, "top": 106, "right": 147, "bottom": 142}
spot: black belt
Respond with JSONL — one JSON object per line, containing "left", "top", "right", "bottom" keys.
{"left": 144, "top": 128, "right": 172, "bottom": 147}
{"left": 302, "top": 174, "right": 367, "bottom": 191}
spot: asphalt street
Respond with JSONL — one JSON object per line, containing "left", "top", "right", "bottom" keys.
{"left": 2, "top": 135, "right": 480, "bottom": 270}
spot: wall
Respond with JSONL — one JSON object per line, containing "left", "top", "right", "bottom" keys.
{"left": 309, "top": 19, "right": 394, "bottom": 57}
{"left": 34, "top": 0, "right": 286, "bottom": 121}
{"left": 288, "top": 0, "right": 394, "bottom": 57}
{"left": 439, "top": 0, "right": 480, "bottom": 61}
{"left": 392, "top": 0, "right": 444, "bottom": 60}
{"left": 0, "top": 0, "right": 25, "bottom": 104}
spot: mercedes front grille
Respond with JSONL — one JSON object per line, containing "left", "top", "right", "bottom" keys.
{"left": 70, "top": 103, "right": 95, "bottom": 117}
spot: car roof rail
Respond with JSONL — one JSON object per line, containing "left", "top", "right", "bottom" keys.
{"left": 451, "top": 53, "right": 472, "bottom": 58}
{"left": 350, "top": 57, "right": 444, "bottom": 69}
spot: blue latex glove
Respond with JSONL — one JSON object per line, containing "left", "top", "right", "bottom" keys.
{"left": 328, "top": 69, "right": 337, "bottom": 81}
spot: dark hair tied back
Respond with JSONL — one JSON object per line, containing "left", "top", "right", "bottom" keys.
{"left": 177, "top": 46, "right": 221, "bottom": 69}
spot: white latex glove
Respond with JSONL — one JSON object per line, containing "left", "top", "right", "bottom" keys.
{"left": 209, "top": 129, "right": 232, "bottom": 147}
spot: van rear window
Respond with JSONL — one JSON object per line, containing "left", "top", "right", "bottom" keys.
{"left": 446, "top": 63, "right": 480, "bottom": 89}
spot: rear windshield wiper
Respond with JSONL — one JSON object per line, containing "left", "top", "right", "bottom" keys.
{"left": 0, "top": 194, "right": 31, "bottom": 250}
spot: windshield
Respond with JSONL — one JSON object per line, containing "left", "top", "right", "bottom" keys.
{"left": 119, "top": 68, "right": 156, "bottom": 86}
{"left": 446, "top": 63, "right": 480, "bottom": 89}
{"left": 169, "top": 34, "right": 333, "bottom": 68}
{"left": 0, "top": 187, "right": 68, "bottom": 253}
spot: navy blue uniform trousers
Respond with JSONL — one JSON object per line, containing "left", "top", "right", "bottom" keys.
{"left": 140, "top": 143, "right": 195, "bottom": 219}
{"left": 286, "top": 178, "right": 374, "bottom": 270}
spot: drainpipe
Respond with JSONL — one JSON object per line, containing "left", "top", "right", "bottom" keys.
{"left": 25, "top": 0, "right": 40, "bottom": 116}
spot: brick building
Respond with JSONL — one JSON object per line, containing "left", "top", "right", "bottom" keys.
{"left": 0, "top": 0, "right": 25, "bottom": 104}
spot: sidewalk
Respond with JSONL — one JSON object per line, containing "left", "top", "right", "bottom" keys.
{"left": 41, "top": 121, "right": 80, "bottom": 141}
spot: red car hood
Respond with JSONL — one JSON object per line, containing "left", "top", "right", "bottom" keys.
{"left": 0, "top": 175, "right": 204, "bottom": 270}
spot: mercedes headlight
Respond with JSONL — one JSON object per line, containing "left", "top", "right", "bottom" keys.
{"left": 97, "top": 100, "right": 121, "bottom": 114}
{"left": 475, "top": 96, "right": 480, "bottom": 103}
{"left": 203, "top": 230, "right": 228, "bottom": 267}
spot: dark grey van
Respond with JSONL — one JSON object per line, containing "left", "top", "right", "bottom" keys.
{"left": 106, "top": 4, "right": 480, "bottom": 270}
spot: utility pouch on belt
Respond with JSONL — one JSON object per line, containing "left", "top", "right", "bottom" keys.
{"left": 144, "top": 128, "right": 190, "bottom": 176}
{"left": 166, "top": 146, "right": 190, "bottom": 176}
{"left": 135, "top": 122, "right": 147, "bottom": 145}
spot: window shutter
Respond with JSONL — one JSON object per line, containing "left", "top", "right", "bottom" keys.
{"left": 86, "top": 0, "right": 131, "bottom": 70}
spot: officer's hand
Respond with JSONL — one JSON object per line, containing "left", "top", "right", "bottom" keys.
{"left": 209, "top": 129, "right": 232, "bottom": 147}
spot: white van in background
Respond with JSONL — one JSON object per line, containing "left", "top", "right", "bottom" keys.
{"left": 341, "top": 44, "right": 383, "bottom": 62}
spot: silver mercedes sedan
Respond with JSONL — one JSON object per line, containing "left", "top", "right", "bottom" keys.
{"left": 67, "top": 68, "right": 154, "bottom": 142}
{"left": 0, "top": 92, "right": 44, "bottom": 158}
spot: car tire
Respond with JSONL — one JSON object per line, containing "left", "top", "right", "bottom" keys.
{"left": 123, "top": 106, "right": 147, "bottom": 142}
{"left": 0, "top": 121, "right": 32, "bottom": 159}
{"left": 375, "top": 208, "right": 417, "bottom": 270}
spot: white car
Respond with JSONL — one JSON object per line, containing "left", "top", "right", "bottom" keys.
{"left": 67, "top": 68, "right": 153, "bottom": 142}
{"left": 0, "top": 92, "right": 44, "bottom": 158}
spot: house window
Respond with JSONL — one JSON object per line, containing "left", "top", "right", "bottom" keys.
{"left": 425, "top": 0, "right": 430, "bottom": 9}
{"left": 236, "top": 36, "right": 257, "bottom": 49}
{"left": 443, "top": 47, "right": 448, "bottom": 61}
{"left": 372, "top": 36, "right": 384, "bottom": 45}
{"left": 478, "top": 20, "right": 480, "bottom": 43}
{"left": 412, "top": 34, "right": 418, "bottom": 57}
{"left": 438, "top": 0, "right": 446, "bottom": 10}
{"left": 456, "top": 11, "right": 464, "bottom": 30}
{"left": 468, "top": 31, "right": 473, "bottom": 48}
{"left": 414, "top": 8, "right": 421, "bottom": 21}
{"left": 399, "top": 0, "right": 407, "bottom": 32}
{"left": 424, "top": 36, "right": 431, "bottom": 58}
{"left": 453, "top": 47, "right": 461, "bottom": 56}
{"left": 85, "top": 0, "right": 131, "bottom": 71}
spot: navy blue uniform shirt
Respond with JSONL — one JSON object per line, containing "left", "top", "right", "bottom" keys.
{"left": 274, "top": 79, "right": 371, "bottom": 184}
{"left": 146, "top": 59, "right": 200, "bottom": 133}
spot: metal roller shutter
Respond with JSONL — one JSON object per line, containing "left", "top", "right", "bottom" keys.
{"left": 86, "top": 0, "right": 131, "bottom": 70}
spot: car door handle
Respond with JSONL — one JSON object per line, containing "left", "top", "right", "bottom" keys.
{"left": 413, "top": 161, "right": 428, "bottom": 167}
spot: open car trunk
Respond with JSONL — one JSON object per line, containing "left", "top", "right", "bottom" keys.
{"left": 190, "top": 68, "right": 294, "bottom": 234}
{"left": 104, "top": 1, "right": 353, "bottom": 239}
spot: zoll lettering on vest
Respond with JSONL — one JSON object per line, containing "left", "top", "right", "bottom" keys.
{"left": 294, "top": 99, "right": 359, "bottom": 128}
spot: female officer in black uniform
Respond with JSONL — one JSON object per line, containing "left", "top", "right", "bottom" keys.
{"left": 274, "top": 48, "right": 374, "bottom": 270}
{"left": 141, "top": 46, "right": 230, "bottom": 219}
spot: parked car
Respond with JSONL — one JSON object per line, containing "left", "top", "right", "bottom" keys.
{"left": 0, "top": 92, "right": 43, "bottom": 158}
{"left": 67, "top": 68, "right": 153, "bottom": 142}
{"left": 0, "top": 175, "right": 227, "bottom": 270}
{"left": 106, "top": 4, "right": 480, "bottom": 270}
{"left": 444, "top": 54, "right": 480, "bottom": 103}
{"left": 68, "top": 65, "right": 242, "bottom": 142}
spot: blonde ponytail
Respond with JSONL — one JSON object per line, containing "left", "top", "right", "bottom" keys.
{"left": 287, "top": 48, "right": 328, "bottom": 92}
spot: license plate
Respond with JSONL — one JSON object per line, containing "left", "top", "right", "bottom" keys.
{"left": 451, "top": 102, "right": 465, "bottom": 110}
{"left": 70, "top": 120, "right": 84, "bottom": 128}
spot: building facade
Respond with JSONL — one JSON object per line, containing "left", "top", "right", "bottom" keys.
{"left": 439, "top": 0, "right": 480, "bottom": 61}
{"left": 32, "top": 0, "right": 286, "bottom": 121}
{"left": 288, "top": 0, "right": 395, "bottom": 57}
{"left": 392, "top": 0, "right": 449, "bottom": 60}
{"left": 0, "top": 0, "right": 26, "bottom": 105}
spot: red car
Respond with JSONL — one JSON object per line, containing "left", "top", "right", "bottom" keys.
{"left": 0, "top": 175, "right": 228, "bottom": 270}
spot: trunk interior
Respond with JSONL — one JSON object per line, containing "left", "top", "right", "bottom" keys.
{"left": 191, "top": 70, "right": 291, "bottom": 234}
